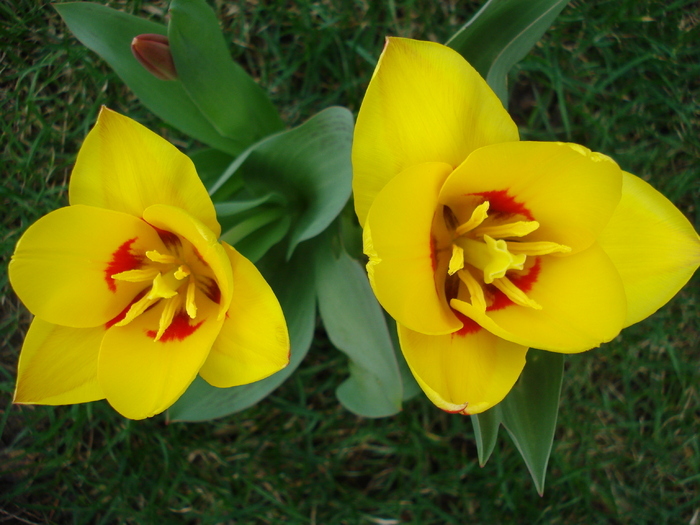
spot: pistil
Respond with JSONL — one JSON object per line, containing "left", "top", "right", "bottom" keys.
{"left": 459, "top": 235, "right": 526, "bottom": 284}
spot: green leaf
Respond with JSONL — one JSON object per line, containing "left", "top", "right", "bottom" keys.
{"left": 189, "top": 148, "right": 235, "bottom": 191}
{"left": 215, "top": 194, "right": 283, "bottom": 217}
{"left": 384, "top": 316, "right": 421, "bottom": 402}
{"left": 499, "top": 349, "right": 564, "bottom": 495}
{"left": 54, "top": 2, "right": 243, "bottom": 156}
{"left": 220, "top": 107, "right": 353, "bottom": 258}
{"left": 232, "top": 215, "right": 291, "bottom": 263}
{"left": 315, "top": 230, "right": 403, "bottom": 417}
{"left": 470, "top": 406, "right": 502, "bottom": 467}
{"left": 167, "top": 241, "right": 317, "bottom": 422}
{"left": 446, "top": 0, "right": 571, "bottom": 105}
{"left": 168, "top": 0, "right": 284, "bottom": 148}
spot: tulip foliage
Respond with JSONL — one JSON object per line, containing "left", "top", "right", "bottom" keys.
{"left": 8, "top": 0, "right": 697, "bottom": 492}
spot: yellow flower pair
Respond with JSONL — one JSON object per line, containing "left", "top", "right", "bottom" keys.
{"left": 9, "top": 108, "right": 289, "bottom": 420}
{"left": 353, "top": 38, "right": 700, "bottom": 414}
{"left": 9, "top": 38, "right": 699, "bottom": 420}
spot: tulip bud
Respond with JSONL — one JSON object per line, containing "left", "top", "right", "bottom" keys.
{"left": 131, "top": 34, "right": 178, "bottom": 81}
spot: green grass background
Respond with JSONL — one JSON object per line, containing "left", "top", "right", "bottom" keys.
{"left": 1, "top": 0, "right": 699, "bottom": 523}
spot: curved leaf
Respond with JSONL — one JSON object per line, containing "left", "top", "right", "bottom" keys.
{"left": 446, "top": 0, "right": 571, "bottom": 105}
{"left": 168, "top": 0, "right": 284, "bottom": 147}
{"left": 315, "top": 230, "right": 403, "bottom": 417}
{"left": 221, "top": 107, "right": 354, "bottom": 258}
{"left": 500, "top": 349, "right": 564, "bottom": 495}
{"left": 470, "top": 406, "right": 502, "bottom": 467}
{"left": 54, "top": 2, "right": 243, "bottom": 156}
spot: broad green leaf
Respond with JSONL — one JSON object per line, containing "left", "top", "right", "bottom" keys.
{"left": 167, "top": 241, "right": 317, "bottom": 422}
{"left": 470, "top": 406, "right": 502, "bottom": 467}
{"left": 499, "top": 349, "right": 564, "bottom": 495}
{"left": 232, "top": 215, "right": 291, "bottom": 263}
{"left": 54, "top": 2, "right": 243, "bottom": 156}
{"left": 215, "top": 194, "right": 283, "bottom": 217}
{"left": 227, "top": 107, "right": 354, "bottom": 258}
{"left": 315, "top": 230, "right": 403, "bottom": 417}
{"left": 189, "top": 148, "right": 235, "bottom": 191}
{"left": 168, "top": 0, "right": 284, "bottom": 148}
{"left": 446, "top": 0, "right": 571, "bottom": 105}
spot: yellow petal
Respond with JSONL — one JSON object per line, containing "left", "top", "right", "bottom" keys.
{"left": 598, "top": 171, "right": 700, "bottom": 326}
{"left": 452, "top": 243, "right": 627, "bottom": 353}
{"left": 352, "top": 37, "right": 519, "bottom": 226}
{"left": 364, "top": 162, "right": 462, "bottom": 335}
{"left": 142, "top": 204, "right": 233, "bottom": 318}
{"left": 98, "top": 297, "right": 224, "bottom": 420}
{"left": 439, "top": 142, "right": 623, "bottom": 254}
{"left": 14, "top": 318, "right": 105, "bottom": 405}
{"left": 9, "top": 205, "right": 165, "bottom": 328}
{"left": 397, "top": 322, "right": 528, "bottom": 415}
{"left": 199, "top": 243, "right": 289, "bottom": 388}
{"left": 69, "top": 107, "right": 221, "bottom": 236}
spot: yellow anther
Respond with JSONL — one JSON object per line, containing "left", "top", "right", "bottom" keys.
{"left": 505, "top": 241, "right": 571, "bottom": 256}
{"left": 455, "top": 201, "right": 490, "bottom": 237}
{"left": 448, "top": 244, "right": 465, "bottom": 276}
{"left": 112, "top": 267, "right": 160, "bottom": 283}
{"left": 457, "top": 269, "right": 487, "bottom": 312}
{"left": 154, "top": 295, "right": 181, "bottom": 341}
{"left": 185, "top": 278, "right": 197, "bottom": 319}
{"left": 474, "top": 220, "right": 539, "bottom": 239}
{"left": 115, "top": 294, "right": 159, "bottom": 327}
{"left": 492, "top": 276, "right": 542, "bottom": 310}
{"left": 146, "top": 250, "right": 178, "bottom": 264}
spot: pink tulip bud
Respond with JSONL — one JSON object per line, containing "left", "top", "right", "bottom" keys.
{"left": 131, "top": 34, "right": 178, "bottom": 81}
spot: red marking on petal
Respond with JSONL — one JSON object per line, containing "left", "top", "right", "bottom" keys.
{"left": 145, "top": 312, "right": 204, "bottom": 342}
{"left": 487, "top": 257, "right": 541, "bottom": 311}
{"left": 193, "top": 247, "right": 210, "bottom": 267}
{"left": 105, "top": 238, "right": 143, "bottom": 292}
{"left": 452, "top": 310, "right": 482, "bottom": 337}
{"left": 429, "top": 234, "right": 438, "bottom": 274}
{"left": 202, "top": 279, "right": 221, "bottom": 304}
{"left": 151, "top": 227, "right": 181, "bottom": 249}
{"left": 442, "top": 404, "right": 469, "bottom": 415}
{"left": 470, "top": 190, "right": 534, "bottom": 221}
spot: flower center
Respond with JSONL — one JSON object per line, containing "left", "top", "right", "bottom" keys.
{"left": 441, "top": 200, "right": 570, "bottom": 313}
{"left": 109, "top": 232, "right": 218, "bottom": 341}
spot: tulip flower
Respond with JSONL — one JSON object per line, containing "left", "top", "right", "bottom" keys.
{"left": 9, "top": 108, "right": 289, "bottom": 419}
{"left": 353, "top": 38, "right": 700, "bottom": 415}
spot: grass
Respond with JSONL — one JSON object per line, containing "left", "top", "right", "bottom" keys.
{"left": 1, "top": 0, "right": 699, "bottom": 523}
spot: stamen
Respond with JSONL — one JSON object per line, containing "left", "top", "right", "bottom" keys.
{"left": 185, "top": 278, "right": 197, "bottom": 319}
{"left": 457, "top": 270, "right": 486, "bottom": 312}
{"left": 115, "top": 293, "right": 159, "bottom": 326}
{"left": 448, "top": 244, "right": 465, "bottom": 275}
{"left": 112, "top": 267, "right": 160, "bottom": 283}
{"left": 455, "top": 201, "right": 490, "bottom": 237}
{"left": 461, "top": 235, "right": 526, "bottom": 284}
{"left": 474, "top": 220, "right": 539, "bottom": 239}
{"left": 154, "top": 295, "right": 181, "bottom": 341}
{"left": 146, "top": 250, "right": 178, "bottom": 264}
{"left": 492, "top": 276, "right": 542, "bottom": 310}
{"left": 506, "top": 241, "right": 571, "bottom": 256}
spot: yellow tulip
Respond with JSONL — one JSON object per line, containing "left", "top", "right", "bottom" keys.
{"left": 353, "top": 38, "right": 700, "bottom": 415}
{"left": 9, "top": 108, "right": 289, "bottom": 419}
